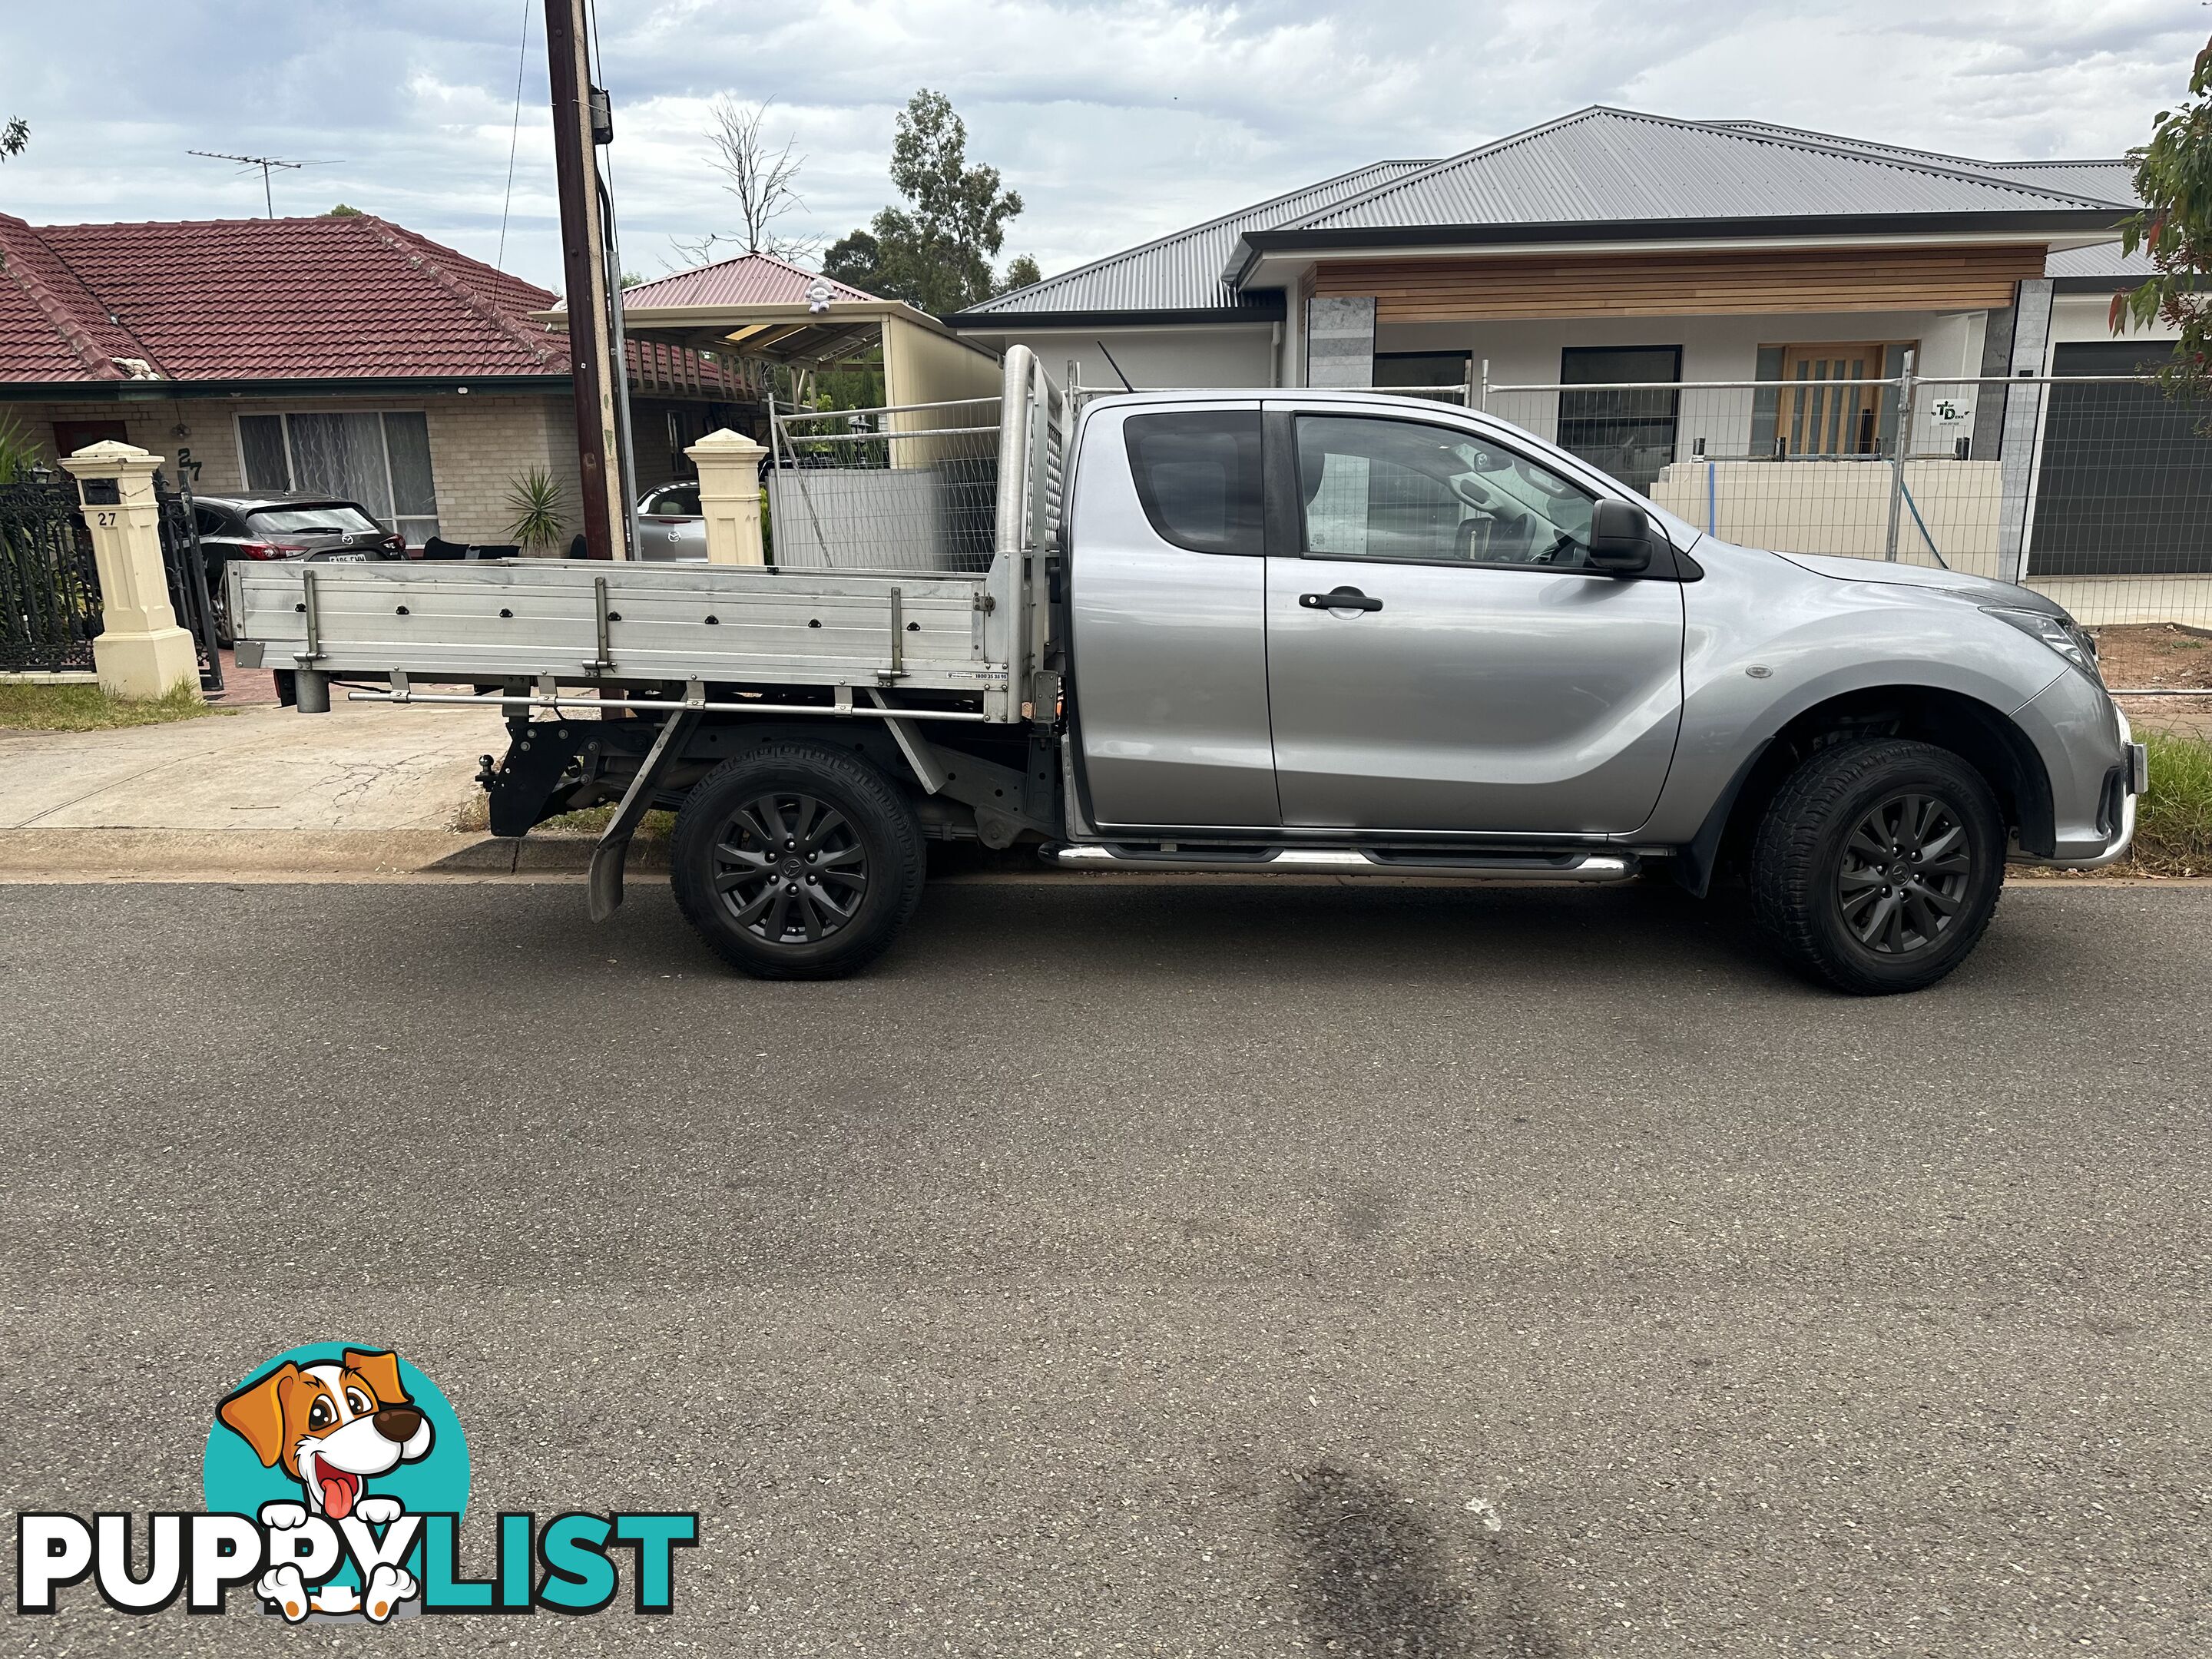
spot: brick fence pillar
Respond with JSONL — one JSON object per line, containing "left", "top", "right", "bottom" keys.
{"left": 59, "top": 441, "right": 201, "bottom": 701}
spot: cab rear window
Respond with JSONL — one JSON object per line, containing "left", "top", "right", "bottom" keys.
{"left": 1122, "top": 411, "right": 1263, "bottom": 557}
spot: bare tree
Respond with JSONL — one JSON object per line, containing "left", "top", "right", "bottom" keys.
{"left": 670, "top": 95, "right": 813, "bottom": 268}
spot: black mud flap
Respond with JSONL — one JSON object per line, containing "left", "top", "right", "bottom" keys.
{"left": 487, "top": 720, "right": 591, "bottom": 837}
{"left": 588, "top": 709, "right": 701, "bottom": 921}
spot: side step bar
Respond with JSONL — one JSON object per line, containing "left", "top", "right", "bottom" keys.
{"left": 1039, "top": 845, "right": 1639, "bottom": 882}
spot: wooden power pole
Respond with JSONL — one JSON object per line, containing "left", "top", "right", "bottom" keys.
{"left": 545, "top": 0, "right": 627, "bottom": 560}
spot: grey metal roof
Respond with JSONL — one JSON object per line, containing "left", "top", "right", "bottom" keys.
{"left": 952, "top": 159, "right": 1431, "bottom": 321}
{"left": 2047, "top": 240, "right": 2157, "bottom": 283}
{"left": 1710, "top": 120, "right": 2137, "bottom": 207}
{"left": 1982, "top": 160, "right": 2138, "bottom": 204}
{"left": 952, "top": 108, "right": 2135, "bottom": 329}
{"left": 1280, "top": 108, "right": 2127, "bottom": 237}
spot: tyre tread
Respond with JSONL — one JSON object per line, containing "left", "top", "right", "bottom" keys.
{"left": 1750, "top": 737, "right": 2002, "bottom": 995}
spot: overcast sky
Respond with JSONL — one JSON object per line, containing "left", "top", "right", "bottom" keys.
{"left": 1, "top": 1, "right": 2200, "bottom": 296}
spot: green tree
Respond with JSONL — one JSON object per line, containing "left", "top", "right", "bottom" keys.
{"left": 2, "top": 117, "right": 27, "bottom": 161}
{"left": 2113, "top": 34, "right": 2212, "bottom": 403}
{"left": 826, "top": 89, "right": 1025, "bottom": 314}
{"left": 997, "top": 253, "right": 1042, "bottom": 296}
{"left": 822, "top": 227, "right": 886, "bottom": 293}
{"left": 326, "top": 203, "right": 364, "bottom": 217}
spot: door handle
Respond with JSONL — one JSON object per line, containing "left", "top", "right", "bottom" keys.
{"left": 1300, "top": 587, "right": 1383, "bottom": 613}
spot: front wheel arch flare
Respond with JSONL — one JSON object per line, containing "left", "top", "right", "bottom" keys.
{"left": 1714, "top": 685, "right": 2055, "bottom": 879}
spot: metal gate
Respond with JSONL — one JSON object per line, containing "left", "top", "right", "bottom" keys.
{"left": 0, "top": 473, "right": 100, "bottom": 674}
{"left": 155, "top": 472, "right": 224, "bottom": 694}
{"left": 0, "top": 469, "right": 224, "bottom": 692}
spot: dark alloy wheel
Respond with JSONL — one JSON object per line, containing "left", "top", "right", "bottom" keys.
{"left": 1751, "top": 737, "right": 2005, "bottom": 995}
{"left": 1835, "top": 792, "right": 1973, "bottom": 957}
{"left": 671, "top": 741, "right": 925, "bottom": 980}
{"left": 710, "top": 790, "right": 870, "bottom": 945}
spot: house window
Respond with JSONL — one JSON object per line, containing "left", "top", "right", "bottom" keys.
{"left": 1751, "top": 343, "right": 1914, "bottom": 459}
{"left": 1373, "top": 352, "right": 1472, "bottom": 396}
{"left": 237, "top": 410, "right": 440, "bottom": 545}
{"left": 1557, "top": 346, "right": 1681, "bottom": 493}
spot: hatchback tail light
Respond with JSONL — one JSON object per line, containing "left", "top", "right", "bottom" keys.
{"left": 238, "top": 542, "right": 306, "bottom": 560}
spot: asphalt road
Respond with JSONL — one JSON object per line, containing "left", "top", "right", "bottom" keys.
{"left": 3, "top": 875, "right": 2209, "bottom": 1656}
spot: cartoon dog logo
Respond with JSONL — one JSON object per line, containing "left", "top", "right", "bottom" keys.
{"left": 216, "top": 1348, "right": 432, "bottom": 1621}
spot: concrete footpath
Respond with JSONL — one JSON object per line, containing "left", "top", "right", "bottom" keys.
{"left": 0, "top": 699, "right": 578, "bottom": 878}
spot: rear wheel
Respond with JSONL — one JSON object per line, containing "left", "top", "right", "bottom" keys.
{"left": 206, "top": 569, "right": 236, "bottom": 648}
{"left": 671, "top": 741, "right": 924, "bottom": 980}
{"left": 1750, "top": 737, "right": 2004, "bottom": 995}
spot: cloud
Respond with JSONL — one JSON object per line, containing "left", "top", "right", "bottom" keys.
{"left": 0, "top": 0, "right": 2197, "bottom": 293}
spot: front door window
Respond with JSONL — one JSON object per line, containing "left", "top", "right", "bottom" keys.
{"left": 1293, "top": 415, "right": 1597, "bottom": 568}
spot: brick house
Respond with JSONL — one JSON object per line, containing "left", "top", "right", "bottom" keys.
{"left": 0, "top": 212, "right": 753, "bottom": 545}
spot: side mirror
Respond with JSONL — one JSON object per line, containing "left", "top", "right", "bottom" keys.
{"left": 1588, "top": 499, "right": 1654, "bottom": 574}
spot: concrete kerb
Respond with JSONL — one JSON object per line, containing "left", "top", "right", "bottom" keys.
{"left": 0, "top": 830, "right": 637, "bottom": 882}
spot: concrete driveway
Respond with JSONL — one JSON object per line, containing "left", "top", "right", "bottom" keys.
{"left": 0, "top": 699, "right": 504, "bottom": 832}
{"left": 2, "top": 876, "right": 2207, "bottom": 1655}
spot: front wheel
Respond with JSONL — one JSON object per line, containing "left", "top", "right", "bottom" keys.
{"left": 1750, "top": 737, "right": 2005, "bottom": 995}
{"left": 670, "top": 740, "right": 925, "bottom": 980}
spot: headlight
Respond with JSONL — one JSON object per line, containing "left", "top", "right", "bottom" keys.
{"left": 1983, "top": 606, "right": 2101, "bottom": 684}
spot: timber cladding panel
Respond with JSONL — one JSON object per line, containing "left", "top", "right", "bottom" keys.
{"left": 1316, "top": 246, "right": 2048, "bottom": 321}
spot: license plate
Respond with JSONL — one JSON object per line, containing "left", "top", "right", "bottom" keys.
{"left": 314, "top": 552, "right": 369, "bottom": 563}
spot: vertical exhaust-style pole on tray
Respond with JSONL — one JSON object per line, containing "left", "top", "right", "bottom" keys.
{"left": 545, "top": 0, "right": 624, "bottom": 561}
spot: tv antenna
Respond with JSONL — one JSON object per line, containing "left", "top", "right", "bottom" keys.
{"left": 187, "top": 150, "right": 341, "bottom": 217}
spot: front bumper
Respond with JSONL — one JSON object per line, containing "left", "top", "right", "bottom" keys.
{"left": 2031, "top": 705, "right": 2144, "bottom": 870}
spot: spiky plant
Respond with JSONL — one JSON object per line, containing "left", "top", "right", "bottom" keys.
{"left": 503, "top": 469, "right": 567, "bottom": 553}
{"left": 0, "top": 412, "right": 41, "bottom": 483}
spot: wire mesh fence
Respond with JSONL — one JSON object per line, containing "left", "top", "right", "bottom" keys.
{"left": 767, "top": 397, "right": 1002, "bottom": 574}
{"left": 1472, "top": 373, "right": 2212, "bottom": 629}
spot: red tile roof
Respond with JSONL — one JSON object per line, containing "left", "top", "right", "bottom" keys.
{"left": 0, "top": 212, "right": 742, "bottom": 392}
{"left": 618, "top": 251, "right": 879, "bottom": 310}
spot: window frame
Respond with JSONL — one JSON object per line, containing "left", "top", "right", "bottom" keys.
{"left": 1274, "top": 408, "right": 1611, "bottom": 575}
{"left": 232, "top": 408, "right": 441, "bottom": 545}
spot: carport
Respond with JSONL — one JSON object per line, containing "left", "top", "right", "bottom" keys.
{"left": 556, "top": 253, "right": 1007, "bottom": 570}
{"left": 571, "top": 253, "right": 1003, "bottom": 427}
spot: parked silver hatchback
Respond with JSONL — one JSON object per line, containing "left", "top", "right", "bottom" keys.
{"left": 633, "top": 482, "right": 705, "bottom": 561}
